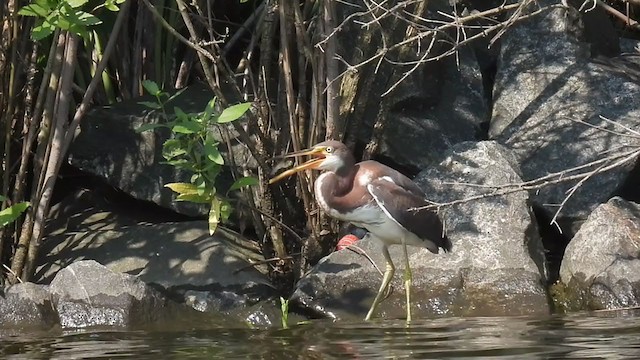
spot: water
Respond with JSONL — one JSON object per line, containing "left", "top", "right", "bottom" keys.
{"left": 2, "top": 310, "right": 640, "bottom": 359}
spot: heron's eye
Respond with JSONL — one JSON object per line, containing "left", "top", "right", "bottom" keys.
{"left": 325, "top": 146, "right": 334, "bottom": 153}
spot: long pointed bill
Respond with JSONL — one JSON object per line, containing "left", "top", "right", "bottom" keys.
{"left": 269, "top": 148, "right": 325, "bottom": 184}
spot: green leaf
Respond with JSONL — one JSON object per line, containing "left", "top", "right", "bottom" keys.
{"left": 217, "top": 102, "right": 252, "bottom": 123}
{"left": 66, "top": 0, "right": 88, "bottom": 8}
{"left": 166, "top": 87, "right": 188, "bottom": 103}
{"left": 228, "top": 176, "right": 258, "bottom": 192}
{"left": 105, "top": 2, "right": 118, "bottom": 11}
{"left": 196, "top": 176, "right": 207, "bottom": 196}
{"left": 31, "top": 20, "right": 55, "bottom": 40}
{"left": 176, "top": 193, "right": 211, "bottom": 204}
{"left": 172, "top": 124, "right": 196, "bottom": 134}
{"left": 162, "top": 147, "right": 187, "bottom": 160}
{"left": 161, "top": 159, "right": 192, "bottom": 170}
{"left": 208, "top": 196, "right": 222, "bottom": 235}
{"left": 174, "top": 107, "right": 188, "bottom": 121}
{"left": 142, "top": 80, "right": 161, "bottom": 96}
{"left": 18, "top": 4, "right": 47, "bottom": 17}
{"left": 219, "top": 199, "right": 232, "bottom": 222}
{"left": 202, "top": 97, "right": 217, "bottom": 123}
{"left": 76, "top": 11, "right": 102, "bottom": 26}
{"left": 164, "top": 183, "right": 198, "bottom": 195}
{"left": 136, "top": 123, "right": 165, "bottom": 133}
{"left": 204, "top": 141, "right": 224, "bottom": 165}
{"left": 162, "top": 139, "right": 189, "bottom": 160}
{"left": 0, "top": 202, "right": 30, "bottom": 228}
{"left": 0, "top": 195, "right": 5, "bottom": 201}
{"left": 138, "top": 101, "right": 161, "bottom": 109}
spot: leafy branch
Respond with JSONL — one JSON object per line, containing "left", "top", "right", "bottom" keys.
{"left": 138, "top": 80, "right": 257, "bottom": 234}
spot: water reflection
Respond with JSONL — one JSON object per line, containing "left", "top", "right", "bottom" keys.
{"left": 2, "top": 311, "right": 640, "bottom": 359}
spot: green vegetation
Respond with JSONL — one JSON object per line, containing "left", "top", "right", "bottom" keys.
{"left": 0, "top": 196, "right": 29, "bottom": 229}
{"left": 138, "top": 80, "right": 257, "bottom": 234}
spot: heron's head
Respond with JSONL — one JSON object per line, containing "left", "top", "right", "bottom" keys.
{"left": 269, "top": 140, "right": 353, "bottom": 184}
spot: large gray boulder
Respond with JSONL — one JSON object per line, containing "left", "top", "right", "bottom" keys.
{"left": 490, "top": 4, "right": 640, "bottom": 231}
{"left": 291, "top": 141, "right": 549, "bottom": 320}
{"left": 559, "top": 197, "right": 640, "bottom": 310}
{"left": 336, "top": 1, "right": 488, "bottom": 171}
{"left": 372, "top": 48, "right": 488, "bottom": 171}
{"left": 0, "top": 283, "right": 57, "bottom": 329}
{"left": 41, "top": 190, "right": 274, "bottom": 315}
{"left": 49, "top": 260, "right": 172, "bottom": 328}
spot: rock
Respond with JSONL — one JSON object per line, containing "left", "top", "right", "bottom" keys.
{"left": 49, "top": 260, "right": 175, "bottom": 328}
{"left": 0, "top": 283, "right": 58, "bottom": 329}
{"left": 374, "top": 47, "right": 489, "bottom": 171}
{"left": 490, "top": 4, "right": 640, "bottom": 232}
{"left": 38, "top": 213, "right": 274, "bottom": 314}
{"left": 68, "top": 83, "right": 252, "bottom": 217}
{"left": 291, "top": 141, "right": 549, "bottom": 320}
{"left": 336, "top": 2, "right": 488, "bottom": 172}
{"left": 227, "top": 299, "right": 307, "bottom": 328}
{"left": 559, "top": 197, "right": 640, "bottom": 310}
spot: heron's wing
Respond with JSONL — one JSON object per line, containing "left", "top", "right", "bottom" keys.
{"left": 367, "top": 177, "right": 450, "bottom": 253}
{"left": 359, "top": 160, "right": 427, "bottom": 198}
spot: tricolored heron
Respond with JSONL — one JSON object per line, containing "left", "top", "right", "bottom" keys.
{"left": 269, "top": 140, "right": 451, "bottom": 321}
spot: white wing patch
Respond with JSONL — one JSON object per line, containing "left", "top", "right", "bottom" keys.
{"left": 358, "top": 170, "right": 374, "bottom": 188}
{"left": 367, "top": 181, "right": 405, "bottom": 231}
{"left": 379, "top": 175, "right": 395, "bottom": 184}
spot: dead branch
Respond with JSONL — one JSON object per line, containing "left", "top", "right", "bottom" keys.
{"left": 413, "top": 147, "right": 640, "bottom": 214}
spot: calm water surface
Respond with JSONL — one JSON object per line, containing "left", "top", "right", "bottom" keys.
{"left": 2, "top": 311, "right": 640, "bottom": 359}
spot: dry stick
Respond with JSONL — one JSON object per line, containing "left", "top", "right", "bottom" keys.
{"left": 415, "top": 148, "right": 640, "bottom": 212}
{"left": 14, "top": 38, "right": 52, "bottom": 204}
{"left": 551, "top": 150, "right": 640, "bottom": 229}
{"left": 19, "top": 4, "right": 130, "bottom": 281}
{"left": 597, "top": 0, "right": 640, "bottom": 30}
{"left": 563, "top": 116, "right": 640, "bottom": 140}
{"left": 442, "top": 146, "right": 640, "bottom": 191}
{"left": 232, "top": 253, "right": 302, "bottom": 276}
{"left": 234, "top": 200, "right": 304, "bottom": 244}
{"left": 10, "top": 30, "right": 65, "bottom": 283}
{"left": 22, "top": 32, "right": 79, "bottom": 282}
{"left": 323, "top": 0, "right": 341, "bottom": 139}
{"left": 2, "top": 264, "right": 21, "bottom": 283}
{"left": 548, "top": 160, "right": 610, "bottom": 233}
{"left": 148, "top": 0, "right": 267, "bottom": 169}
{"left": 292, "top": 3, "right": 312, "bottom": 145}
{"left": 2, "top": 0, "right": 20, "bottom": 200}
{"left": 61, "top": 0, "right": 130, "bottom": 158}
{"left": 278, "top": 0, "right": 317, "bottom": 260}
{"left": 141, "top": 0, "right": 215, "bottom": 63}
{"left": 328, "top": 2, "right": 556, "bottom": 94}
{"left": 171, "top": 0, "right": 286, "bottom": 262}
{"left": 599, "top": 115, "right": 640, "bottom": 138}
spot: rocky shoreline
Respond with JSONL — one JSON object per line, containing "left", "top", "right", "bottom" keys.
{"left": 3, "top": 2, "right": 640, "bottom": 330}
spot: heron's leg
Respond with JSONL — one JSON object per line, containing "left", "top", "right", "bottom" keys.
{"left": 365, "top": 245, "right": 394, "bottom": 321}
{"left": 402, "top": 237, "right": 412, "bottom": 323}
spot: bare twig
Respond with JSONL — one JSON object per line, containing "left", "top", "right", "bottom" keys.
{"left": 414, "top": 147, "right": 640, "bottom": 212}
{"left": 2, "top": 264, "right": 21, "bottom": 283}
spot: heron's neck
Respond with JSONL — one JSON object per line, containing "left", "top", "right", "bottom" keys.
{"left": 322, "top": 165, "right": 357, "bottom": 197}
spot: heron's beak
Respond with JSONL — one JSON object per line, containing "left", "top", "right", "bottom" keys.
{"left": 269, "top": 147, "right": 325, "bottom": 184}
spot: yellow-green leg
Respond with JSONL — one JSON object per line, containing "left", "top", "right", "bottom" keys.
{"left": 365, "top": 245, "right": 395, "bottom": 321}
{"left": 402, "top": 238, "right": 412, "bottom": 323}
